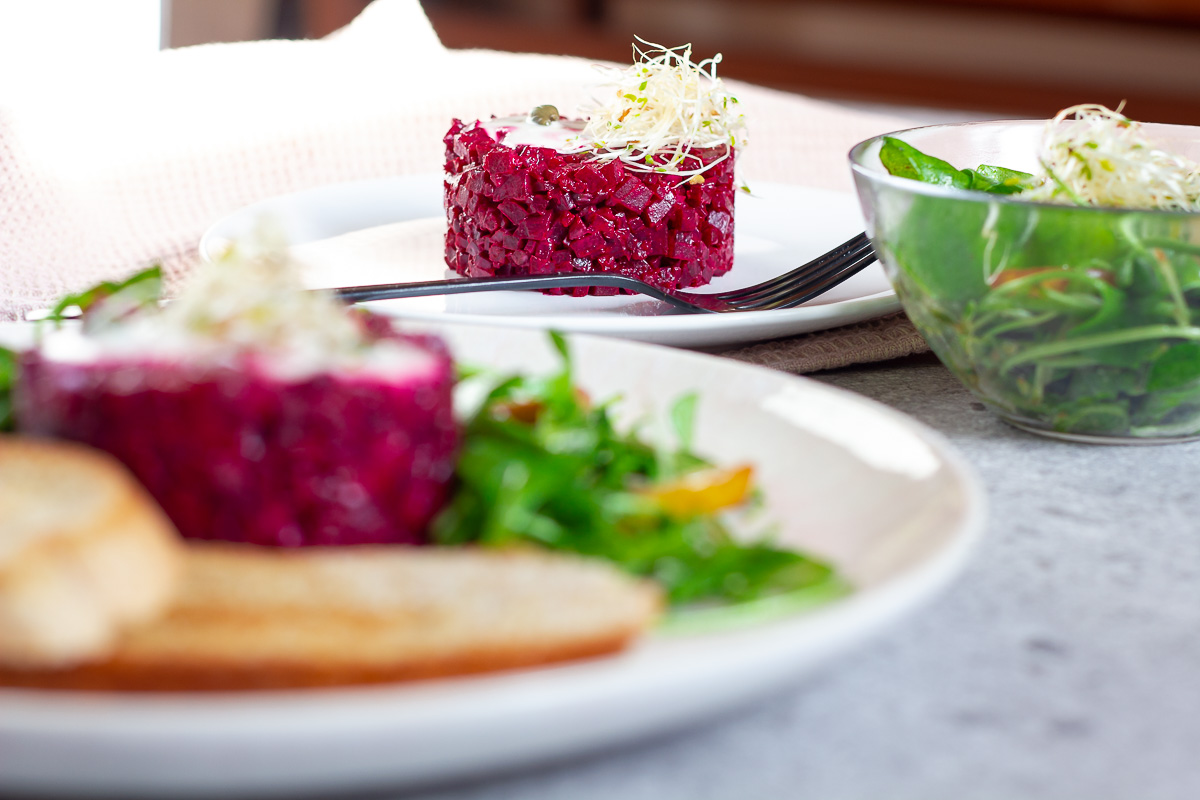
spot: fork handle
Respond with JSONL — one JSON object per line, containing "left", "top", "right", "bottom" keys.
{"left": 333, "top": 273, "right": 652, "bottom": 304}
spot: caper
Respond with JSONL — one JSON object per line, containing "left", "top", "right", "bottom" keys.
{"left": 530, "top": 104, "right": 560, "bottom": 126}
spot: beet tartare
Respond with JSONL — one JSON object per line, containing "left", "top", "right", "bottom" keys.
{"left": 443, "top": 41, "right": 747, "bottom": 296}
{"left": 16, "top": 248, "right": 458, "bottom": 547}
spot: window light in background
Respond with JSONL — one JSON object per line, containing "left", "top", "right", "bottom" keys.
{"left": 0, "top": 0, "right": 162, "bottom": 104}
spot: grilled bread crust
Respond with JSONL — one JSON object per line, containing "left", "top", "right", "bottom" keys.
{"left": 0, "top": 543, "right": 661, "bottom": 690}
{"left": 0, "top": 436, "right": 182, "bottom": 668}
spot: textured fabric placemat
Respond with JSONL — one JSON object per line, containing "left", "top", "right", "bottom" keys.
{"left": 0, "top": 0, "right": 928, "bottom": 372}
{"left": 715, "top": 312, "right": 930, "bottom": 374}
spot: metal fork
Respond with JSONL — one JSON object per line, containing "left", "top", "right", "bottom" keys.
{"left": 334, "top": 233, "right": 876, "bottom": 314}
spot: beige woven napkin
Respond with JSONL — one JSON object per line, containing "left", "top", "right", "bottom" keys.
{"left": 716, "top": 312, "right": 928, "bottom": 373}
{"left": 0, "top": 0, "right": 928, "bottom": 370}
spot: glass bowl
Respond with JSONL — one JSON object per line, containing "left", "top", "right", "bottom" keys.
{"left": 850, "top": 120, "right": 1200, "bottom": 444}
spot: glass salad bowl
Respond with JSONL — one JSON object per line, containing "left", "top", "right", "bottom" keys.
{"left": 850, "top": 120, "right": 1200, "bottom": 444}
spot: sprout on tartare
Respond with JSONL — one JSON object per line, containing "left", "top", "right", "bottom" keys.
{"left": 570, "top": 38, "right": 747, "bottom": 180}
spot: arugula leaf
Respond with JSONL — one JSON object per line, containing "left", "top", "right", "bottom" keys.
{"left": 46, "top": 265, "right": 163, "bottom": 325}
{"left": 880, "top": 137, "right": 972, "bottom": 189}
{"left": 0, "top": 348, "right": 15, "bottom": 432}
{"left": 548, "top": 329, "right": 571, "bottom": 361}
{"left": 1147, "top": 342, "right": 1200, "bottom": 392}
{"left": 669, "top": 392, "right": 698, "bottom": 451}
{"left": 880, "top": 137, "right": 1034, "bottom": 195}
{"left": 433, "top": 339, "right": 841, "bottom": 605}
{"left": 973, "top": 163, "right": 1036, "bottom": 194}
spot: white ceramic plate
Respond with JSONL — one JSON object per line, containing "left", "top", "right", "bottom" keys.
{"left": 0, "top": 323, "right": 981, "bottom": 797}
{"left": 199, "top": 175, "right": 900, "bottom": 348}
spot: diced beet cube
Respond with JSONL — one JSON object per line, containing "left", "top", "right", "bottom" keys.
{"left": 576, "top": 165, "right": 607, "bottom": 193}
{"left": 671, "top": 231, "right": 700, "bottom": 260}
{"left": 477, "top": 206, "right": 501, "bottom": 232}
{"left": 646, "top": 227, "right": 669, "bottom": 256}
{"left": 497, "top": 198, "right": 528, "bottom": 223}
{"left": 623, "top": 235, "right": 649, "bottom": 260}
{"left": 600, "top": 161, "right": 624, "bottom": 190}
{"left": 591, "top": 212, "right": 617, "bottom": 239}
{"left": 651, "top": 180, "right": 677, "bottom": 200}
{"left": 707, "top": 210, "right": 732, "bottom": 235}
{"left": 646, "top": 197, "right": 673, "bottom": 226}
{"left": 467, "top": 256, "right": 492, "bottom": 277}
{"left": 523, "top": 149, "right": 547, "bottom": 173}
{"left": 516, "top": 215, "right": 549, "bottom": 240}
{"left": 614, "top": 178, "right": 653, "bottom": 213}
{"left": 494, "top": 173, "right": 531, "bottom": 202}
{"left": 569, "top": 234, "right": 607, "bottom": 258}
{"left": 678, "top": 208, "right": 701, "bottom": 232}
{"left": 485, "top": 149, "right": 515, "bottom": 176}
{"left": 549, "top": 189, "right": 572, "bottom": 212}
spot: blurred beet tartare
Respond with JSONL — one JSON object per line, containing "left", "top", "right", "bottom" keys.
{"left": 17, "top": 245, "right": 457, "bottom": 547}
{"left": 443, "top": 41, "right": 747, "bottom": 296}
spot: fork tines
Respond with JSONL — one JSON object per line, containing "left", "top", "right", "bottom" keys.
{"left": 720, "top": 233, "right": 875, "bottom": 311}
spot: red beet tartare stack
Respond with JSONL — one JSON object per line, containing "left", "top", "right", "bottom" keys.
{"left": 443, "top": 41, "right": 747, "bottom": 296}
{"left": 17, "top": 246, "right": 458, "bottom": 547}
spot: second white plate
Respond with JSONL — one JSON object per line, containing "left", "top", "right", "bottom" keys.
{"left": 200, "top": 175, "right": 900, "bottom": 348}
{"left": 0, "top": 322, "right": 979, "bottom": 797}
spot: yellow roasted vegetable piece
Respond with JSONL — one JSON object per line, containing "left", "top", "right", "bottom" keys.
{"left": 645, "top": 465, "right": 753, "bottom": 518}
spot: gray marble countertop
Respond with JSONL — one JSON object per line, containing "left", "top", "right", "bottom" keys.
{"left": 398, "top": 352, "right": 1200, "bottom": 800}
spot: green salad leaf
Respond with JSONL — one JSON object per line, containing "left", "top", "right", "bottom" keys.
{"left": 432, "top": 341, "right": 842, "bottom": 606}
{"left": 45, "top": 265, "right": 163, "bottom": 326}
{"left": 880, "top": 137, "right": 1034, "bottom": 195}
{"left": 0, "top": 347, "right": 14, "bottom": 433}
{"left": 879, "top": 140, "right": 1200, "bottom": 438}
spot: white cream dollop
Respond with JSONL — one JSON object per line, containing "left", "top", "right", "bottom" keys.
{"left": 481, "top": 115, "right": 587, "bottom": 151}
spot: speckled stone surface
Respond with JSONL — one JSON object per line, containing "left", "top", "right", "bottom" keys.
{"left": 386, "top": 353, "right": 1200, "bottom": 800}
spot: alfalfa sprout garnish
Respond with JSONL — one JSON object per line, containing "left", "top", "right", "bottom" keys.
{"left": 571, "top": 37, "right": 747, "bottom": 180}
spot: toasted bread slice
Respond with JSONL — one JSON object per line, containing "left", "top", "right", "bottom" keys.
{"left": 0, "top": 436, "right": 182, "bottom": 668}
{"left": 0, "top": 543, "right": 662, "bottom": 690}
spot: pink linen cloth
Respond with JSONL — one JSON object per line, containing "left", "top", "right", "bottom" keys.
{"left": 0, "top": 0, "right": 923, "bottom": 361}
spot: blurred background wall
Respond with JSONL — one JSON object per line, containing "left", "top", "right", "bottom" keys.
{"left": 167, "top": 0, "right": 1200, "bottom": 124}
